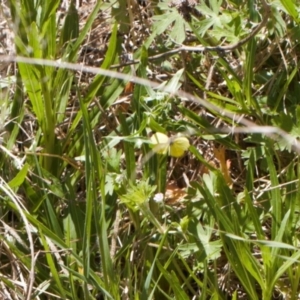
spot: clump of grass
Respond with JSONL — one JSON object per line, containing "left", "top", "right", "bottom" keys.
{"left": 1, "top": 0, "right": 300, "bottom": 299}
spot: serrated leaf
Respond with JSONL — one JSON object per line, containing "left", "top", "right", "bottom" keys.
{"left": 170, "top": 17, "right": 186, "bottom": 43}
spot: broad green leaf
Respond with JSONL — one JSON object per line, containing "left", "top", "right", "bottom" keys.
{"left": 8, "top": 163, "right": 30, "bottom": 189}
{"left": 279, "top": 0, "right": 299, "bottom": 21}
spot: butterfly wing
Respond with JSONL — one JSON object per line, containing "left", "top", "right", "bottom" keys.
{"left": 169, "top": 137, "right": 190, "bottom": 157}
{"left": 150, "top": 132, "right": 170, "bottom": 155}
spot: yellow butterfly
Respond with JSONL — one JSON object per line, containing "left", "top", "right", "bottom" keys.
{"left": 150, "top": 132, "right": 190, "bottom": 157}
